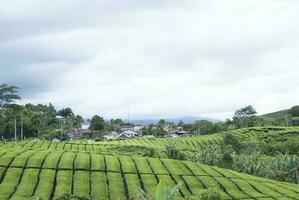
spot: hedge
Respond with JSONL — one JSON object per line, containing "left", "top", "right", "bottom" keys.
{"left": 34, "top": 169, "right": 56, "bottom": 200}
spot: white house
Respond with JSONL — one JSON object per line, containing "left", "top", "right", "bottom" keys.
{"left": 104, "top": 131, "right": 119, "bottom": 140}
{"left": 118, "top": 130, "right": 139, "bottom": 139}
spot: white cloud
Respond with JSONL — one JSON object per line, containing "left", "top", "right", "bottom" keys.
{"left": 1, "top": 0, "right": 299, "bottom": 120}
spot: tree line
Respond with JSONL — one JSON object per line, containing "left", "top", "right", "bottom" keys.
{"left": 0, "top": 84, "right": 85, "bottom": 140}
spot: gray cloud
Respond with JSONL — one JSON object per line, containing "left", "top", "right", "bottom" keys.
{"left": 1, "top": 0, "right": 299, "bottom": 119}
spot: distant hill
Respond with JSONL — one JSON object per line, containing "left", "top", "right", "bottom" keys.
{"left": 125, "top": 116, "right": 222, "bottom": 125}
{"left": 259, "top": 109, "right": 289, "bottom": 124}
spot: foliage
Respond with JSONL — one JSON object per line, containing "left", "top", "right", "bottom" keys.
{"left": 165, "top": 143, "right": 185, "bottom": 160}
{"left": 0, "top": 84, "right": 20, "bottom": 107}
{"left": 137, "top": 180, "right": 182, "bottom": 200}
{"left": 158, "top": 119, "right": 166, "bottom": 127}
{"left": 233, "top": 105, "right": 257, "bottom": 128}
{"left": 142, "top": 124, "right": 155, "bottom": 135}
{"left": 289, "top": 105, "right": 299, "bottom": 117}
{"left": 109, "top": 118, "right": 123, "bottom": 131}
{"left": 56, "top": 194, "right": 90, "bottom": 200}
{"left": 89, "top": 115, "right": 106, "bottom": 131}
{"left": 193, "top": 120, "right": 226, "bottom": 135}
{"left": 232, "top": 152, "right": 299, "bottom": 182}
{"left": 57, "top": 108, "right": 74, "bottom": 118}
{"left": 194, "top": 145, "right": 223, "bottom": 166}
{"left": 197, "top": 188, "right": 223, "bottom": 200}
{"left": 155, "top": 125, "right": 168, "bottom": 137}
{"left": 222, "top": 133, "right": 242, "bottom": 153}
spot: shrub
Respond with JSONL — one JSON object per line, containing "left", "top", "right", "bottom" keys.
{"left": 197, "top": 188, "right": 223, "bottom": 200}
{"left": 91, "top": 172, "right": 108, "bottom": 200}
{"left": 73, "top": 171, "right": 90, "bottom": 198}
{"left": 56, "top": 193, "right": 90, "bottom": 200}
{"left": 34, "top": 169, "right": 55, "bottom": 200}
{"left": 165, "top": 143, "right": 185, "bottom": 160}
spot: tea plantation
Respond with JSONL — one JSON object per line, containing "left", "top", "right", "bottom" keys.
{"left": 0, "top": 127, "right": 298, "bottom": 199}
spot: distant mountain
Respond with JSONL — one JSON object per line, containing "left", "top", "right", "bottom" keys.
{"left": 125, "top": 116, "right": 222, "bottom": 125}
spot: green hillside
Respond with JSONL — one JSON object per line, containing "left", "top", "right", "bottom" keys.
{"left": 0, "top": 127, "right": 298, "bottom": 199}
{"left": 259, "top": 109, "right": 289, "bottom": 124}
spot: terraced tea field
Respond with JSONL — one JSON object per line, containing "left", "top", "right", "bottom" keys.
{"left": 0, "top": 127, "right": 298, "bottom": 199}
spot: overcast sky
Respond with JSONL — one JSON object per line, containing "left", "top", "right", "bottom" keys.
{"left": 1, "top": 0, "right": 299, "bottom": 120}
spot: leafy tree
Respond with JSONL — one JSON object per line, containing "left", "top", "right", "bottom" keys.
{"left": 194, "top": 120, "right": 214, "bottom": 135}
{"left": 0, "top": 84, "right": 20, "bottom": 107}
{"left": 89, "top": 115, "right": 106, "bottom": 131}
{"left": 233, "top": 105, "right": 257, "bottom": 128}
{"left": 73, "top": 115, "right": 84, "bottom": 128}
{"left": 4, "top": 103, "right": 23, "bottom": 140}
{"left": 177, "top": 120, "right": 184, "bottom": 127}
{"left": 193, "top": 120, "right": 226, "bottom": 135}
{"left": 142, "top": 124, "right": 154, "bottom": 135}
{"left": 109, "top": 118, "right": 123, "bottom": 131}
{"left": 155, "top": 125, "right": 167, "bottom": 137}
{"left": 158, "top": 119, "right": 166, "bottom": 127}
{"left": 223, "top": 133, "right": 242, "bottom": 153}
{"left": 57, "top": 108, "right": 74, "bottom": 118}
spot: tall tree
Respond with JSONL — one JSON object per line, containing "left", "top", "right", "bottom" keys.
{"left": 89, "top": 115, "right": 106, "bottom": 131}
{"left": 5, "top": 104, "right": 23, "bottom": 141}
{"left": 233, "top": 105, "right": 257, "bottom": 128}
{"left": 158, "top": 119, "right": 166, "bottom": 127}
{"left": 0, "top": 84, "right": 20, "bottom": 108}
{"left": 57, "top": 108, "right": 74, "bottom": 118}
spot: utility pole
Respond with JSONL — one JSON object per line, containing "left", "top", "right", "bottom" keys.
{"left": 60, "top": 121, "right": 63, "bottom": 141}
{"left": 20, "top": 117, "right": 23, "bottom": 141}
{"left": 195, "top": 122, "right": 200, "bottom": 135}
{"left": 128, "top": 107, "right": 130, "bottom": 124}
{"left": 14, "top": 115, "right": 17, "bottom": 142}
{"left": 285, "top": 113, "right": 289, "bottom": 126}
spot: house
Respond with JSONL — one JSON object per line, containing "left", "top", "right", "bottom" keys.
{"left": 118, "top": 130, "right": 139, "bottom": 139}
{"left": 104, "top": 131, "right": 119, "bottom": 140}
{"left": 175, "top": 130, "right": 190, "bottom": 137}
{"left": 120, "top": 123, "right": 135, "bottom": 132}
{"left": 70, "top": 122, "right": 91, "bottom": 139}
{"left": 52, "top": 138, "right": 60, "bottom": 142}
{"left": 133, "top": 125, "right": 144, "bottom": 132}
